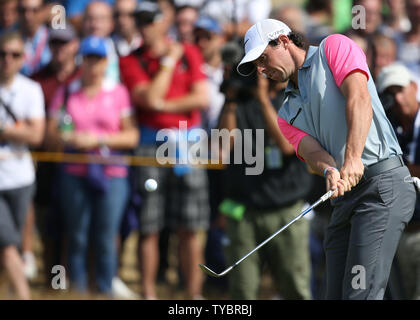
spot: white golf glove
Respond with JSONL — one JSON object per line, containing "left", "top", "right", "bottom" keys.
{"left": 413, "top": 177, "right": 420, "bottom": 193}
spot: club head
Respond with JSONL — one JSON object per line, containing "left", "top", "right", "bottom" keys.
{"left": 199, "top": 264, "right": 232, "bottom": 278}
{"left": 199, "top": 264, "right": 221, "bottom": 277}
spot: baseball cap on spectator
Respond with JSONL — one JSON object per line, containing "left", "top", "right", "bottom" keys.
{"left": 237, "top": 19, "right": 292, "bottom": 77}
{"left": 134, "top": 1, "right": 163, "bottom": 26}
{"left": 175, "top": 0, "right": 204, "bottom": 7}
{"left": 377, "top": 63, "right": 414, "bottom": 94}
{"left": 49, "top": 24, "right": 77, "bottom": 43}
{"left": 194, "top": 16, "right": 222, "bottom": 34}
{"left": 80, "top": 36, "right": 107, "bottom": 57}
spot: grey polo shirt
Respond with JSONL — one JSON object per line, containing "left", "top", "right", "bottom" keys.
{"left": 278, "top": 34, "right": 402, "bottom": 169}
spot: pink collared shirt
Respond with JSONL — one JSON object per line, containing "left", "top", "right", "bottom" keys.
{"left": 277, "top": 34, "right": 370, "bottom": 160}
{"left": 50, "top": 79, "right": 132, "bottom": 178}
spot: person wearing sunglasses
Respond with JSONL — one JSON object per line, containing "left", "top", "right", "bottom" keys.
{"left": 32, "top": 25, "right": 81, "bottom": 110}
{"left": 0, "top": 31, "right": 45, "bottom": 300}
{"left": 46, "top": 36, "right": 138, "bottom": 296}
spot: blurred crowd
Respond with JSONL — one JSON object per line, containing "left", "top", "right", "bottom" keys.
{"left": 0, "top": 0, "right": 420, "bottom": 300}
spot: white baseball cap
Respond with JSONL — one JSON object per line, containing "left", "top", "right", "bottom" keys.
{"left": 237, "top": 19, "right": 292, "bottom": 77}
{"left": 377, "top": 63, "right": 414, "bottom": 93}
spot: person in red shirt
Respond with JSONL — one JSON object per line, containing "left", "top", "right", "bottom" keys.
{"left": 119, "top": 1, "right": 210, "bottom": 300}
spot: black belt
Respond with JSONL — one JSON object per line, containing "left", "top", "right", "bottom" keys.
{"left": 362, "top": 155, "right": 405, "bottom": 180}
{"left": 405, "top": 222, "right": 420, "bottom": 233}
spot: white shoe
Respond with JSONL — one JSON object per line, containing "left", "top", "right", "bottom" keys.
{"left": 22, "top": 251, "right": 37, "bottom": 281}
{"left": 112, "top": 277, "right": 139, "bottom": 299}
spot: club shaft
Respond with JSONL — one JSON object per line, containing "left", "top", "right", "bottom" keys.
{"left": 199, "top": 190, "right": 334, "bottom": 277}
{"left": 229, "top": 190, "right": 334, "bottom": 272}
{"left": 231, "top": 204, "right": 314, "bottom": 269}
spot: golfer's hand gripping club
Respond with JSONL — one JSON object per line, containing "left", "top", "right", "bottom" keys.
{"left": 199, "top": 189, "right": 335, "bottom": 277}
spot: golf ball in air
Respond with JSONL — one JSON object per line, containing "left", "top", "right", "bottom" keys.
{"left": 145, "top": 179, "right": 158, "bottom": 192}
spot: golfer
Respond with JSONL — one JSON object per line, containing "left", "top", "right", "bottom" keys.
{"left": 236, "top": 19, "right": 416, "bottom": 300}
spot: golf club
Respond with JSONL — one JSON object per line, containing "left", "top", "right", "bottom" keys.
{"left": 199, "top": 189, "right": 335, "bottom": 277}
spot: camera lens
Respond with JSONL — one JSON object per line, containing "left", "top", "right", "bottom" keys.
{"left": 379, "top": 91, "right": 396, "bottom": 112}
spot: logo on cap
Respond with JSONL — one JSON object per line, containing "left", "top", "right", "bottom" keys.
{"left": 90, "top": 38, "right": 100, "bottom": 48}
{"left": 267, "top": 29, "right": 285, "bottom": 40}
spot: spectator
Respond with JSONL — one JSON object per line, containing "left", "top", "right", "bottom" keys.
{"left": 63, "top": 0, "right": 115, "bottom": 33}
{"left": 0, "top": 31, "right": 45, "bottom": 299}
{"left": 369, "top": 33, "right": 397, "bottom": 81}
{"left": 112, "top": 0, "right": 142, "bottom": 57}
{"left": 0, "top": 0, "right": 19, "bottom": 35}
{"left": 156, "top": 1, "right": 202, "bottom": 282}
{"left": 174, "top": 3, "right": 199, "bottom": 43}
{"left": 119, "top": 1, "right": 210, "bottom": 299}
{"left": 193, "top": 16, "right": 225, "bottom": 134}
{"left": 158, "top": 0, "right": 177, "bottom": 37}
{"left": 351, "top": 0, "right": 384, "bottom": 37}
{"left": 31, "top": 24, "right": 81, "bottom": 285}
{"left": 217, "top": 71, "right": 313, "bottom": 299}
{"left": 270, "top": 2, "right": 308, "bottom": 36}
{"left": 304, "top": 0, "right": 334, "bottom": 45}
{"left": 46, "top": 36, "right": 139, "bottom": 295}
{"left": 18, "top": 0, "right": 51, "bottom": 76}
{"left": 82, "top": 0, "right": 120, "bottom": 83}
{"left": 376, "top": 63, "right": 420, "bottom": 299}
{"left": 32, "top": 25, "right": 81, "bottom": 109}
{"left": 382, "top": 0, "right": 411, "bottom": 36}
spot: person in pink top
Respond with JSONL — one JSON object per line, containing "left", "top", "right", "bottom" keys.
{"left": 46, "top": 36, "right": 139, "bottom": 295}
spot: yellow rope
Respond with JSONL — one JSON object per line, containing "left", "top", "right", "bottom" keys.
{"left": 30, "top": 151, "right": 226, "bottom": 170}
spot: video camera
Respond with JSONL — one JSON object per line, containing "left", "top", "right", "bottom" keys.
{"left": 220, "top": 37, "right": 257, "bottom": 104}
{"left": 379, "top": 90, "right": 398, "bottom": 126}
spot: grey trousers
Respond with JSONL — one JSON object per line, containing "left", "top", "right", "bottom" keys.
{"left": 324, "top": 166, "right": 416, "bottom": 300}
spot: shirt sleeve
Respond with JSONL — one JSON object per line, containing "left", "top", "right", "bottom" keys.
{"left": 324, "top": 34, "right": 370, "bottom": 88}
{"left": 27, "top": 82, "right": 45, "bottom": 119}
{"left": 119, "top": 54, "right": 150, "bottom": 92}
{"left": 277, "top": 116, "right": 308, "bottom": 161}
